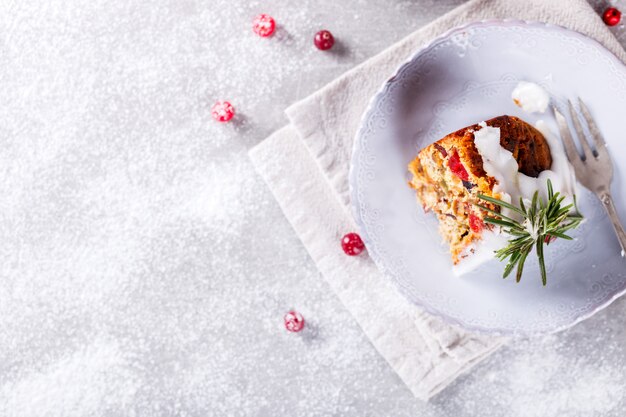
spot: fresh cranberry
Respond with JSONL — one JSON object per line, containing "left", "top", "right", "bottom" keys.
{"left": 284, "top": 310, "right": 305, "bottom": 332}
{"left": 252, "top": 14, "right": 276, "bottom": 37}
{"left": 448, "top": 149, "right": 469, "bottom": 181}
{"left": 211, "top": 101, "right": 235, "bottom": 122}
{"left": 314, "top": 30, "right": 335, "bottom": 50}
{"left": 603, "top": 7, "right": 621, "bottom": 26}
{"left": 469, "top": 213, "right": 484, "bottom": 233}
{"left": 341, "top": 233, "right": 365, "bottom": 256}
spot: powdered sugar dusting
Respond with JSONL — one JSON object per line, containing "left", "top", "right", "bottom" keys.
{"left": 1, "top": 339, "right": 141, "bottom": 417}
{"left": 1, "top": 0, "right": 626, "bottom": 415}
{"left": 433, "top": 315, "right": 626, "bottom": 414}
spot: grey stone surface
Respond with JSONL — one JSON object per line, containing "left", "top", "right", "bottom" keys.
{"left": 0, "top": 0, "right": 625, "bottom": 416}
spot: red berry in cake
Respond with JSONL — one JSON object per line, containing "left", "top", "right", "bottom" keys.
{"left": 603, "top": 7, "right": 621, "bottom": 26}
{"left": 448, "top": 149, "right": 469, "bottom": 181}
{"left": 284, "top": 310, "right": 305, "bottom": 332}
{"left": 469, "top": 213, "right": 484, "bottom": 233}
{"left": 314, "top": 30, "right": 335, "bottom": 50}
{"left": 341, "top": 233, "right": 365, "bottom": 256}
{"left": 211, "top": 101, "right": 235, "bottom": 122}
{"left": 252, "top": 14, "right": 276, "bottom": 37}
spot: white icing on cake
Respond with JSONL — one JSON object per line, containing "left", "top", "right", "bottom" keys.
{"left": 512, "top": 81, "right": 550, "bottom": 113}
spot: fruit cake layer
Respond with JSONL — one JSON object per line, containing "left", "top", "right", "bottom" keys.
{"left": 408, "top": 115, "right": 552, "bottom": 264}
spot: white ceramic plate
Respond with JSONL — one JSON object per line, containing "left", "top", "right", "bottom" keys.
{"left": 350, "top": 20, "right": 626, "bottom": 336}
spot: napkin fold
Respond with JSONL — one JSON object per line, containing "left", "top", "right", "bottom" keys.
{"left": 250, "top": 0, "right": 626, "bottom": 400}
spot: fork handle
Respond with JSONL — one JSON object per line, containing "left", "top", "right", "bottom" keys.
{"left": 599, "top": 193, "right": 626, "bottom": 257}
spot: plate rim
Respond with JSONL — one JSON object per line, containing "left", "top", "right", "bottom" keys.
{"left": 349, "top": 19, "right": 626, "bottom": 337}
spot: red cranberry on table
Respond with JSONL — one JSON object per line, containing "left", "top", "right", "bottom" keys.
{"left": 603, "top": 7, "right": 621, "bottom": 26}
{"left": 341, "top": 233, "right": 365, "bottom": 256}
{"left": 211, "top": 101, "right": 235, "bottom": 122}
{"left": 284, "top": 310, "right": 305, "bottom": 332}
{"left": 252, "top": 14, "right": 276, "bottom": 37}
{"left": 314, "top": 30, "right": 335, "bottom": 50}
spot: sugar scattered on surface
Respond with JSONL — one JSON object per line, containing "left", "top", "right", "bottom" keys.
{"left": 1, "top": 0, "right": 626, "bottom": 416}
{"left": 1, "top": 340, "right": 141, "bottom": 417}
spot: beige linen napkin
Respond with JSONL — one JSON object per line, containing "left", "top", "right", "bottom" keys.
{"left": 250, "top": 0, "right": 626, "bottom": 401}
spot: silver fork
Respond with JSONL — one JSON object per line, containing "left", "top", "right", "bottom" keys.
{"left": 554, "top": 99, "right": 626, "bottom": 256}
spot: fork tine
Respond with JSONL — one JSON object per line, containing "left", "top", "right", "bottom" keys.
{"left": 578, "top": 98, "right": 608, "bottom": 158}
{"left": 568, "top": 100, "right": 594, "bottom": 161}
{"left": 553, "top": 107, "right": 583, "bottom": 167}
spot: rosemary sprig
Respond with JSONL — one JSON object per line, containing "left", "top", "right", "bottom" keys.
{"left": 476, "top": 179, "right": 584, "bottom": 286}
